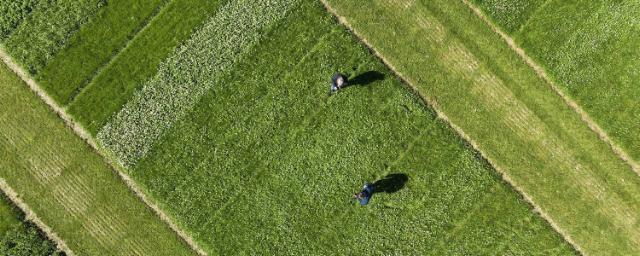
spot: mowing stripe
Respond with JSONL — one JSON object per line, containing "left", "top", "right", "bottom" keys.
{"left": 0, "top": 47, "right": 207, "bottom": 255}
{"left": 319, "top": 0, "right": 585, "bottom": 254}
{"left": 97, "top": 0, "right": 302, "bottom": 168}
{"left": 461, "top": 0, "right": 640, "bottom": 177}
{"left": 0, "top": 179, "right": 74, "bottom": 255}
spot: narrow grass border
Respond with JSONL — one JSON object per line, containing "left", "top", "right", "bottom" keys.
{"left": 0, "top": 47, "right": 207, "bottom": 256}
{"left": 0, "top": 179, "right": 75, "bottom": 256}
{"left": 318, "top": 0, "right": 584, "bottom": 254}
{"left": 460, "top": 0, "right": 640, "bottom": 178}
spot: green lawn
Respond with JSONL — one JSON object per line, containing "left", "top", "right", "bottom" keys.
{"left": 0, "top": 194, "right": 60, "bottom": 256}
{"left": 69, "top": 0, "right": 227, "bottom": 134}
{"left": 0, "top": 62, "right": 196, "bottom": 255}
{"left": 2, "top": 0, "right": 106, "bottom": 75}
{"left": 323, "top": 0, "right": 640, "bottom": 254}
{"left": 474, "top": 0, "right": 640, "bottom": 164}
{"left": 36, "top": 0, "right": 168, "bottom": 105}
{"left": 89, "top": 0, "right": 574, "bottom": 254}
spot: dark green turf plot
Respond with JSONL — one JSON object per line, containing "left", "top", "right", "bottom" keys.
{"left": 68, "top": 0, "right": 227, "bottom": 134}
{"left": 36, "top": 0, "right": 168, "bottom": 105}
{"left": 129, "top": 1, "right": 574, "bottom": 254}
{"left": 2, "top": 0, "right": 105, "bottom": 75}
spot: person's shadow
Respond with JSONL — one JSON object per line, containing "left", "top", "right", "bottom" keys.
{"left": 347, "top": 71, "right": 385, "bottom": 87}
{"left": 372, "top": 173, "right": 409, "bottom": 194}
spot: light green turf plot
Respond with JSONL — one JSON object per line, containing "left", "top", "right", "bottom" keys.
{"left": 323, "top": 0, "right": 640, "bottom": 254}
{"left": 474, "top": 0, "right": 640, "bottom": 165}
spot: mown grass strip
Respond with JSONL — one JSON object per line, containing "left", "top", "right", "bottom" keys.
{"left": 128, "top": 1, "right": 575, "bottom": 254}
{"left": 35, "top": 0, "right": 168, "bottom": 105}
{"left": 2, "top": 0, "right": 106, "bottom": 75}
{"left": 0, "top": 58, "right": 197, "bottom": 255}
{"left": 98, "top": 0, "right": 302, "bottom": 168}
{"left": 476, "top": 0, "right": 640, "bottom": 166}
{"left": 323, "top": 0, "right": 640, "bottom": 254}
{"left": 68, "top": 0, "right": 227, "bottom": 134}
{"left": 463, "top": 0, "right": 640, "bottom": 191}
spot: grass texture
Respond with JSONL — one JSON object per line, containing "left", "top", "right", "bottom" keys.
{"left": 0, "top": 194, "right": 61, "bottom": 256}
{"left": 114, "top": 1, "right": 575, "bottom": 254}
{"left": 0, "top": 0, "right": 43, "bottom": 40}
{"left": 475, "top": 0, "right": 640, "bottom": 165}
{"left": 68, "top": 0, "right": 227, "bottom": 134}
{"left": 35, "top": 0, "right": 168, "bottom": 105}
{"left": 97, "top": 0, "right": 300, "bottom": 167}
{"left": 2, "top": 0, "right": 106, "bottom": 75}
{"left": 0, "top": 62, "right": 196, "bottom": 255}
{"left": 324, "top": 0, "right": 640, "bottom": 254}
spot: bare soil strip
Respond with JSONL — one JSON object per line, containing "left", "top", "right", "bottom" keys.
{"left": 460, "top": 0, "right": 640, "bottom": 177}
{"left": 0, "top": 47, "right": 207, "bottom": 256}
{"left": 0, "top": 179, "right": 75, "bottom": 256}
{"left": 319, "top": 1, "right": 584, "bottom": 254}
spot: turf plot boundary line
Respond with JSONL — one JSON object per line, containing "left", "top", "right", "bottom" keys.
{"left": 461, "top": 0, "right": 640, "bottom": 178}
{"left": 0, "top": 179, "right": 75, "bottom": 256}
{"left": 318, "top": 1, "right": 584, "bottom": 254}
{"left": 67, "top": 0, "right": 174, "bottom": 104}
{"left": 0, "top": 47, "right": 208, "bottom": 256}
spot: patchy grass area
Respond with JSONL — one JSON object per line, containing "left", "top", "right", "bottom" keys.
{"left": 324, "top": 0, "right": 640, "bottom": 254}
{"left": 90, "top": 0, "right": 575, "bottom": 254}
{"left": 36, "top": 0, "right": 168, "bottom": 105}
{"left": 0, "top": 194, "right": 61, "bottom": 256}
{"left": 474, "top": 0, "right": 640, "bottom": 164}
{"left": 0, "top": 62, "right": 196, "bottom": 255}
{"left": 69, "top": 0, "right": 227, "bottom": 134}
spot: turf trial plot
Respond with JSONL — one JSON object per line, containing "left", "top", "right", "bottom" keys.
{"left": 322, "top": 0, "right": 640, "bottom": 254}
{"left": 90, "top": 0, "right": 574, "bottom": 254}
{"left": 474, "top": 0, "right": 640, "bottom": 164}
{"left": 0, "top": 62, "right": 197, "bottom": 255}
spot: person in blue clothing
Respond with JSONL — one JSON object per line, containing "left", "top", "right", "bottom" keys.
{"left": 329, "top": 72, "right": 348, "bottom": 95}
{"left": 353, "top": 183, "right": 374, "bottom": 206}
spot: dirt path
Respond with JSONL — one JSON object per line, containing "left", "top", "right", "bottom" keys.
{"left": 460, "top": 0, "right": 640, "bottom": 178}
{"left": 0, "top": 47, "right": 207, "bottom": 256}
{"left": 319, "top": 0, "right": 584, "bottom": 254}
{"left": 0, "top": 179, "right": 75, "bottom": 256}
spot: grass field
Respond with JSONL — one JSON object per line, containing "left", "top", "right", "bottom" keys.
{"left": 473, "top": 0, "right": 640, "bottom": 163}
{"left": 323, "top": 0, "right": 640, "bottom": 254}
{"left": 69, "top": 0, "right": 227, "bottom": 134}
{"left": 0, "top": 61, "right": 196, "bottom": 255}
{"left": 64, "top": 0, "right": 578, "bottom": 254}
{"left": 0, "top": 194, "right": 61, "bottom": 255}
{"left": 36, "top": 0, "right": 168, "bottom": 105}
{"left": 2, "top": 0, "right": 638, "bottom": 254}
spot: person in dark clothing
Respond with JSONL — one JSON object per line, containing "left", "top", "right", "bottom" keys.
{"left": 329, "top": 72, "right": 348, "bottom": 95}
{"left": 354, "top": 183, "right": 374, "bottom": 206}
